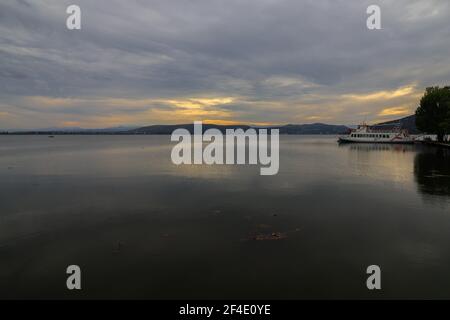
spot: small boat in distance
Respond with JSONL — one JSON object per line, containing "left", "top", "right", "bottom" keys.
{"left": 338, "top": 123, "right": 414, "bottom": 144}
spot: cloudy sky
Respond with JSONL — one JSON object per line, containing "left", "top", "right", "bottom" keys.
{"left": 0, "top": 0, "right": 449, "bottom": 129}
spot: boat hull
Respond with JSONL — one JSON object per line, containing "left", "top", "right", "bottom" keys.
{"left": 338, "top": 137, "right": 414, "bottom": 144}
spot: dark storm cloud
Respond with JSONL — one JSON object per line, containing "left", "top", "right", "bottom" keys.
{"left": 0, "top": 0, "right": 450, "bottom": 128}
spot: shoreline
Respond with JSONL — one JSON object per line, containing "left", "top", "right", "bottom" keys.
{"left": 417, "top": 140, "right": 450, "bottom": 149}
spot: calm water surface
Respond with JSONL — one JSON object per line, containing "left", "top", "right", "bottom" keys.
{"left": 0, "top": 135, "right": 449, "bottom": 299}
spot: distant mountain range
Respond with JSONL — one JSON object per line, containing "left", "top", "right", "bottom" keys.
{"left": 129, "top": 123, "right": 350, "bottom": 135}
{"left": 129, "top": 124, "right": 252, "bottom": 134}
{"left": 374, "top": 115, "right": 419, "bottom": 134}
{"left": 276, "top": 123, "right": 350, "bottom": 134}
{"left": 1, "top": 115, "right": 419, "bottom": 135}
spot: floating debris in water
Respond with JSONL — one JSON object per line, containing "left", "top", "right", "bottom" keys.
{"left": 252, "top": 232, "right": 287, "bottom": 241}
{"left": 113, "top": 241, "right": 124, "bottom": 253}
{"left": 245, "top": 226, "right": 301, "bottom": 241}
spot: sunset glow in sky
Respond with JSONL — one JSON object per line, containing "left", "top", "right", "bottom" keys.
{"left": 1, "top": 0, "right": 449, "bottom": 129}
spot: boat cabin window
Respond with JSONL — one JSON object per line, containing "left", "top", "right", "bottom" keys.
{"left": 351, "top": 133, "right": 390, "bottom": 139}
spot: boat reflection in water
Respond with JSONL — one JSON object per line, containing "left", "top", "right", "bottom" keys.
{"left": 342, "top": 143, "right": 416, "bottom": 153}
{"left": 339, "top": 142, "right": 450, "bottom": 202}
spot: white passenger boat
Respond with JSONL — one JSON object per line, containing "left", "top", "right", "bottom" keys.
{"left": 338, "top": 124, "right": 415, "bottom": 144}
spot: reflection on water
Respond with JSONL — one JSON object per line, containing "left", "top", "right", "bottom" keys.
{"left": 337, "top": 142, "right": 417, "bottom": 185}
{"left": 341, "top": 143, "right": 416, "bottom": 153}
{"left": 414, "top": 148, "right": 450, "bottom": 197}
{"left": 0, "top": 135, "right": 450, "bottom": 299}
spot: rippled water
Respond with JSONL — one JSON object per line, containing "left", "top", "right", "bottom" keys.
{"left": 0, "top": 135, "right": 449, "bottom": 299}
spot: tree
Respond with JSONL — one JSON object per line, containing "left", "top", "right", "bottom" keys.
{"left": 415, "top": 86, "right": 450, "bottom": 142}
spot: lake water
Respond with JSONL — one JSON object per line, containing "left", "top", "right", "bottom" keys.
{"left": 0, "top": 135, "right": 449, "bottom": 299}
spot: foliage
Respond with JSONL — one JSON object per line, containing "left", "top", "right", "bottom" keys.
{"left": 415, "top": 86, "right": 450, "bottom": 142}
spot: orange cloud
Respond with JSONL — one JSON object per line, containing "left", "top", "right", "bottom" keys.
{"left": 378, "top": 106, "right": 412, "bottom": 117}
{"left": 305, "top": 115, "right": 332, "bottom": 121}
{"left": 343, "top": 86, "right": 416, "bottom": 102}
{"left": 60, "top": 121, "right": 83, "bottom": 127}
{"left": 161, "top": 97, "right": 234, "bottom": 109}
{"left": 203, "top": 119, "right": 276, "bottom": 126}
